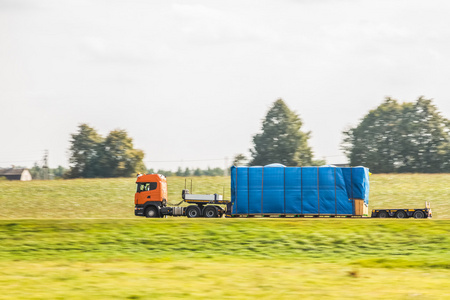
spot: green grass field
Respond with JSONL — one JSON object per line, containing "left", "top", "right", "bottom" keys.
{"left": 0, "top": 174, "right": 449, "bottom": 299}
{"left": 0, "top": 174, "right": 449, "bottom": 218}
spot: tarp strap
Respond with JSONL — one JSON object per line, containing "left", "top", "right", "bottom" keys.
{"left": 317, "top": 167, "right": 320, "bottom": 215}
{"left": 235, "top": 167, "right": 238, "bottom": 214}
{"left": 351, "top": 167, "right": 354, "bottom": 215}
{"left": 247, "top": 168, "right": 249, "bottom": 214}
{"left": 261, "top": 167, "right": 264, "bottom": 214}
{"left": 334, "top": 168, "right": 337, "bottom": 216}
{"left": 300, "top": 167, "right": 303, "bottom": 214}
{"left": 284, "top": 167, "right": 286, "bottom": 214}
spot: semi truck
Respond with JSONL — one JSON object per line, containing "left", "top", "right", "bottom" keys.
{"left": 134, "top": 164, "right": 370, "bottom": 218}
{"left": 134, "top": 165, "right": 431, "bottom": 219}
{"left": 134, "top": 173, "right": 229, "bottom": 218}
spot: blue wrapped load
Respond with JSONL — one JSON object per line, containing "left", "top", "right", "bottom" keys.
{"left": 231, "top": 164, "right": 369, "bottom": 216}
{"left": 285, "top": 167, "right": 302, "bottom": 214}
{"left": 248, "top": 167, "right": 263, "bottom": 214}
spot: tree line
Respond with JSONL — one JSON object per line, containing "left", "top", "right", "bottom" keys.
{"left": 66, "top": 96, "right": 450, "bottom": 178}
{"left": 239, "top": 97, "right": 450, "bottom": 173}
{"left": 30, "top": 164, "right": 66, "bottom": 179}
{"left": 65, "top": 124, "right": 227, "bottom": 178}
{"left": 149, "top": 167, "right": 225, "bottom": 177}
{"left": 29, "top": 164, "right": 225, "bottom": 179}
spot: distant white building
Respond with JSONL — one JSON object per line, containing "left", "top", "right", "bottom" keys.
{"left": 0, "top": 168, "right": 32, "bottom": 181}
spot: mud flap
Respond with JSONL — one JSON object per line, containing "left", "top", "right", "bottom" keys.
{"left": 226, "top": 202, "right": 233, "bottom": 217}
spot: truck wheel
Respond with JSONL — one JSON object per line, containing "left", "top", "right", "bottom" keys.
{"left": 203, "top": 206, "right": 218, "bottom": 218}
{"left": 395, "top": 210, "right": 407, "bottom": 219}
{"left": 378, "top": 211, "right": 388, "bottom": 218}
{"left": 413, "top": 210, "right": 425, "bottom": 219}
{"left": 145, "top": 206, "right": 159, "bottom": 218}
{"left": 186, "top": 206, "right": 201, "bottom": 218}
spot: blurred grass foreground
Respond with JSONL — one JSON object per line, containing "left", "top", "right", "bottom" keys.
{"left": 0, "top": 219, "right": 449, "bottom": 299}
{"left": 0, "top": 174, "right": 449, "bottom": 299}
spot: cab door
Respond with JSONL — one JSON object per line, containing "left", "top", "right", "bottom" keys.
{"left": 136, "top": 182, "right": 160, "bottom": 204}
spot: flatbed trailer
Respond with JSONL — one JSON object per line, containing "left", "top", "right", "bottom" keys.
{"left": 135, "top": 172, "right": 431, "bottom": 219}
{"left": 371, "top": 202, "right": 432, "bottom": 219}
{"left": 160, "top": 190, "right": 229, "bottom": 218}
{"left": 226, "top": 214, "right": 361, "bottom": 218}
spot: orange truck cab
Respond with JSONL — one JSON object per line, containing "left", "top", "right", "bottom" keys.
{"left": 134, "top": 174, "right": 167, "bottom": 217}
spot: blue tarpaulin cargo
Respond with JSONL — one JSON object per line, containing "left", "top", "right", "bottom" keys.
{"left": 230, "top": 164, "right": 369, "bottom": 216}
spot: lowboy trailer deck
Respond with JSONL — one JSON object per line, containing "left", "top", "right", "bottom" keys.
{"left": 371, "top": 202, "right": 432, "bottom": 219}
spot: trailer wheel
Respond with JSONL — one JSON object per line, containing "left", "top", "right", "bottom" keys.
{"left": 203, "top": 206, "right": 218, "bottom": 218}
{"left": 395, "top": 210, "right": 407, "bottom": 219}
{"left": 186, "top": 206, "right": 201, "bottom": 218}
{"left": 145, "top": 206, "right": 159, "bottom": 218}
{"left": 378, "top": 211, "right": 388, "bottom": 218}
{"left": 413, "top": 210, "right": 425, "bottom": 219}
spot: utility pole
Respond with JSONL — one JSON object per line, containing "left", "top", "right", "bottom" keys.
{"left": 42, "top": 150, "right": 49, "bottom": 180}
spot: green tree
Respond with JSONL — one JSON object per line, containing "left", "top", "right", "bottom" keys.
{"left": 175, "top": 167, "right": 183, "bottom": 177}
{"left": 399, "top": 98, "right": 450, "bottom": 172}
{"left": 156, "top": 169, "right": 174, "bottom": 176}
{"left": 438, "top": 142, "right": 450, "bottom": 171}
{"left": 249, "top": 99, "right": 312, "bottom": 166}
{"left": 52, "top": 166, "right": 67, "bottom": 179}
{"left": 232, "top": 154, "right": 248, "bottom": 166}
{"left": 97, "top": 129, "right": 146, "bottom": 177}
{"left": 342, "top": 97, "right": 450, "bottom": 173}
{"left": 209, "top": 167, "right": 224, "bottom": 176}
{"left": 193, "top": 168, "right": 202, "bottom": 176}
{"left": 68, "top": 124, "right": 145, "bottom": 178}
{"left": 201, "top": 167, "right": 224, "bottom": 176}
{"left": 31, "top": 164, "right": 67, "bottom": 179}
{"left": 311, "top": 159, "right": 327, "bottom": 166}
{"left": 30, "top": 163, "right": 42, "bottom": 179}
{"left": 67, "top": 124, "right": 103, "bottom": 178}
{"left": 183, "top": 167, "right": 191, "bottom": 177}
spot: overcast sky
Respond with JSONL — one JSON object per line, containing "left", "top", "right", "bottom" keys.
{"left": 1, "top": 0, "right": 449, "bottom": 171}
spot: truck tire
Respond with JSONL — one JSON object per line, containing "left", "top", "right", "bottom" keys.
{"left": 395, "top": 210, "right": 407, "bottom": 219}
{"left": 413, "top": 210, "right": 425, "bottom": 219}
{"left": 145, "top": 206, "right": 159, "bottom": 218}
{"left": 378, "top": 211, "right": 388, "bottom": 218}
{"left": 186, "top": 206, "right": 201, "bottom": 218}
{"left": 203, "top": 206, "right": 218, "bottom": 218}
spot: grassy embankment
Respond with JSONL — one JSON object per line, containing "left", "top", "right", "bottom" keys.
{"left": 0, "top": 174, "right": 449, "bottom": 219}
{"left": 0, "top": 219, "right": 449, "bottom": 299}
{"left": 0, "top": 176, "right": 229, "bottom": 219}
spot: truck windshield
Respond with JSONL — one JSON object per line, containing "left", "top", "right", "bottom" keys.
{"left": 136, "top": 182, "right": 157, "bottom": 192}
